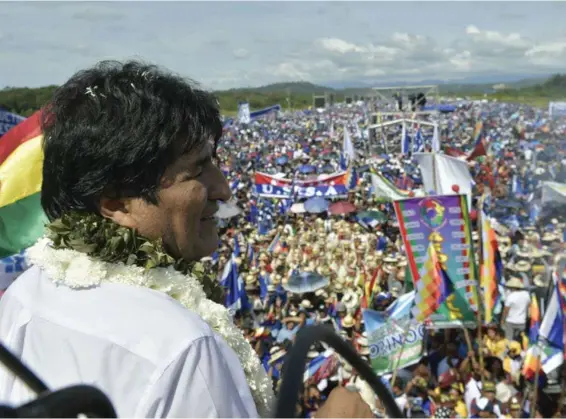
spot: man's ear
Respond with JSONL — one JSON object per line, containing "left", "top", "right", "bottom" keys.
{"left": 99, "top": 197, "right": 138, "bottom": 229}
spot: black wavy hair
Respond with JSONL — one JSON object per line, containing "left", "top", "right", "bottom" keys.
{"left": 41, "top": 60, "right": 222, "bottom": 220}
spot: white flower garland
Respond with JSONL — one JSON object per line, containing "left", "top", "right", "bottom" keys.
{"left": 27, "top": 238, "right": 275, "bottom": 417}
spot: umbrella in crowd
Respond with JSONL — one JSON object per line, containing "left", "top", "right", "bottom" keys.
{"left": 304, "top": 197, "right": 329, "bottom": 213}
{"left": 283, "top": 271, "right": 330, "bottom": 294}
{"left": 329, "top": 201, "right": 357, "bottom": 215}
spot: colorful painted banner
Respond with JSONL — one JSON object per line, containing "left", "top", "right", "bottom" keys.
{"left": 394, "top": 194, "right": 479, "bottom": 328}
{"left": 254, "top": 170, "right": 353, "bottom": 199}
{"left": 363, "top": 308, "right": 425, "bottom": 374}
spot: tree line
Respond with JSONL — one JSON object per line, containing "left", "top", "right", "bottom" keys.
{"left": 0, "top": 84, "right": 321, "bottom": 117}
{"left": 1, "top": 74, "right": 565, "bottom": 118}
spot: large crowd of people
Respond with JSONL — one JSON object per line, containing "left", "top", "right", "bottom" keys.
{"left": 1, "top": 79, "right": 566, "bottom": 418}
{"left": 206, "top": 99, "right": 566, "bottom": 418}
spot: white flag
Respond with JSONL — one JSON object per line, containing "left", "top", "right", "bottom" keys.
{"left": 432, "top": 123, "right": 440, "bottom": 152}
{"left": 343, "top": 126, "right": 356, "bottom": 161}
{"left": 414, "top": 152, "right": 473, "bottom": 209}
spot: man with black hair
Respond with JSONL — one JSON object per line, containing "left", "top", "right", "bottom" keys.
{"left": 0, "top": 61, "right": 373, "bottom": 418}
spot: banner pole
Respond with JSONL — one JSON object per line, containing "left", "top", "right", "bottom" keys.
{"left": 557, "top": 364, "right": 566, "bottom": 416}
{"left": 476, "top": 197, "right": 485, "bottom": 376}
{"left": 530, "top": 346, "right": 542, "bottom": 418}
{"left": 462, "top": 327, "right": 478, "bottom": 366}
{"left": 389, "top": 321, "right": 413, "bottom": 387}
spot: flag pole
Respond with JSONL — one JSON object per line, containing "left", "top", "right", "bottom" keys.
{"left": 476, "top": 197, "right": 486, "bottom": 377}
{"left": 389, "top": 317, "right": 415, "bottom": 387}
{"left": 462, "top": 327, "right": 478, "bottom": 366}
{"left": 557, "top": 365, "right": 566, "bottom": 415}
{"left": 530, "top": 346, "right": 542, "bottom": 418}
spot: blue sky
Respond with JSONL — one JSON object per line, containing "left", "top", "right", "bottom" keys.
{"left": 1, "top": 1, "right": 565, "bottom": 90}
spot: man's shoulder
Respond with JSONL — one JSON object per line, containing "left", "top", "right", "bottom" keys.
{"left": 3, "top": 266, "right": 216, "bottom": 362}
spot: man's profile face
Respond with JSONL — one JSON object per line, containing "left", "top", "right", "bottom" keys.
{"left": 124, "top": 140, "right": 231, "bottom": 262}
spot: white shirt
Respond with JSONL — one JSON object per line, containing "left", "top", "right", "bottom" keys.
{"left": 464, "top": 378, "right": 482, "bottom": 413}
{"left": 348, "top": 375, "right": 376, "bottom": 410}
{"left": 0, "top": 266, "right": 258, "bottom": 418}
{"left": 504, "top": 290, "right": 531, "bottom": 324}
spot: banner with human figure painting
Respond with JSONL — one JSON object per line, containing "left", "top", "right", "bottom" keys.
{"left": 393, "top": 194, "right": 479, "bottom": 328}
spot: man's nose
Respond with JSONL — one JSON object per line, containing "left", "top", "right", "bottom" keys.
{"left": 208, "top": 164, "right": 232, "bottom": 202}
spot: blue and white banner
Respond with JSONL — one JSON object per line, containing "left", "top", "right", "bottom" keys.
{"left": 0, "top": 109, "right": 25, "bottom": 137}
{"left": 254, "top": 171, "right": 352, "bottom": 199}
{"left": 363, "top": 292, "right": 425, "bottom": 375}
{"left": 238, "top": 102, "right": 251, "bottom": 124}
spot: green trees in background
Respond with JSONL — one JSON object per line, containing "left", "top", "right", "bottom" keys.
{"left": 0, "top": 85, "right": 58, "bottom": 117}
{"left": 1, "top": 75, "right": 565, "bottom": 117}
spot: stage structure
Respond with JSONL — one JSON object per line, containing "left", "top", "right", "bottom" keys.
{"left": 367, "top": 84, "right": 441, "bottom": 154}
{"left": 370, "top": 84, "right": 440, "bottom": 114}
{"left": 312, "top": 94, "right": 326, "bottom": 109}
{"left": 313, "top": 92, "right": 338, "bottom": 109}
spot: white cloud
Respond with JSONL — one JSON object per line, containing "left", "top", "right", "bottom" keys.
{"left": 316, "top": 38, "right": 365, "bottom": 54}
{"left": 242, "top": 25, "right": 564, "bottom": 87}
{"left": 0, "top": 2, "right": 564, "bottom": 89}
{"left": 232, "top": 48, "right": 250, "bottom": 59}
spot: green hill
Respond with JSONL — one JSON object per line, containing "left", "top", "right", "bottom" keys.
{"left": 484, "top": 74, "right": 566, "bottom": 107}
{"left": 1, "top": 74, "right": 565, "bottom": 117}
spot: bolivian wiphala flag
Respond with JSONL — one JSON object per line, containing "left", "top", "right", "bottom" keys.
{"left": 0, "top": 111, "right": 47, "bottom": 258}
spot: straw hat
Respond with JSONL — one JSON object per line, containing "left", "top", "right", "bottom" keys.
{"left": 497, "top": 236, "right": 511, "bottom": 245}
{"left": 333, "top": 283, "right": 344, "bottom": 293}
{"left": 315, "top": 289, "right": 328, "bottom": 298}
{"left": 542, "top": 232, "right": 560, "bottom": 243}
{"left": 533, "top": 274, "right": 545, "bottom": 287}
{"left": 342, "top": 314, "right": 355, "bottom": 328}
{"left": 269, "top": 349, "right": 287, "bottom": 364}
{"left": 254, "top": 327, "right": 269, "bottom": 338}
{"left": 245, "top": 282, "right": 257, "bottom": 291}
{"left": 342, "top": 291, "right": 359, "bottom": 312}
{"left": 300, "top": 299, "right": 313, "bottom": 310}
{"left": 483, "top": 381, "right": 496, "bottom": 393}
{"left": 505, "top": 277, "right": 525, "bottom": 289}
{"left": 514, "top": 260, "right": 531, "bottom": 272}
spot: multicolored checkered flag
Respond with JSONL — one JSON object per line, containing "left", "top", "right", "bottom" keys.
{"left": 412, "top": 243, "right": 453, "bottom": 322}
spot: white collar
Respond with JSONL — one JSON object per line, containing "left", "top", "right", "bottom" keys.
{"left": 27, "top": 238, "right": 274, "bottom": 416}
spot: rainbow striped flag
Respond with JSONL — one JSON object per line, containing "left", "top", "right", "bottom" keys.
{"left": 522, "top": 297, "right": 542, "bottom": 381}
{"left": 528, "top": 295, "right": 541, "bottom": 344}
{"left": 479, "top": 211, "right": 502, "bottom": 323}
{"left": 0, "top": 111, "right": 47, "bottom": 258}
{"left": 362, "top": 266, "right": 380, "bottom": 308}
{"left": 412, "top": 243, "right": 453, "bottom": 322}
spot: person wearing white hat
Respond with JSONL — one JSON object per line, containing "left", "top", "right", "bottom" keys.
{"left": 501, "top": 277, "right": 530, "bottom": 341}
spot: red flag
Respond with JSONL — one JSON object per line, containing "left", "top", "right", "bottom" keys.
{"left": 467, "top": 138, "right": 487, "bottom": 161}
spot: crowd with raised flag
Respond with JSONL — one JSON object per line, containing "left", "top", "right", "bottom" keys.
{"left": 1, "top": 97, "right": 566, "bottom": 418}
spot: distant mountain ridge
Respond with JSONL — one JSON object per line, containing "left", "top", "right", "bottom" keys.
{"left": 215, "top": 74, "right": 550, "bottom": 95}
